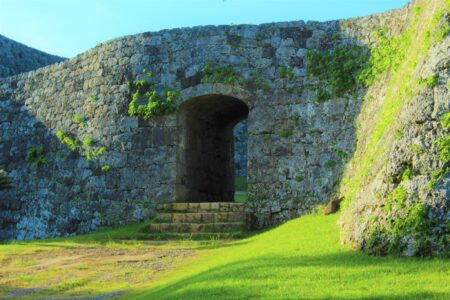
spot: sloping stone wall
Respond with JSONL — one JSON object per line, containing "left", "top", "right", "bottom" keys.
{"left": 0, "top": 34, "right": 66, "bottom": 78}
{"left": 1, "top": 1, "right": 444, "bottom": 243}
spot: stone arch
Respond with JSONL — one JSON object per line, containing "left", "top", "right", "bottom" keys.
{"left": 175, "top": 84, "right": 253, "bottom": 202}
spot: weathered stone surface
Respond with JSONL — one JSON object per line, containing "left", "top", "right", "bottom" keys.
{"left": 0, "top": 1, "right": 446, "bottom": 248}
{"left": 0, "top": 34, "right": 66, "bottom": 78}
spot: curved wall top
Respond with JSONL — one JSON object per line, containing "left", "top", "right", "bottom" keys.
{"left": 0, "top": 5, "right": 412, "bottom": 240}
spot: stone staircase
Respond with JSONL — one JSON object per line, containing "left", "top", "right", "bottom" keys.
{"left": 147, "top": 202, "right": 249, "bottom": 239}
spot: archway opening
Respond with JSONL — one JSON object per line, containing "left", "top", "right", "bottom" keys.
{"left": 176, "top": 94, "right": 249, "bottom": 202}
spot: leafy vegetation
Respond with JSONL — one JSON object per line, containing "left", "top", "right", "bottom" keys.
{"left": 56, "top": 130, "right": 78, "bottom": 152}
{"left": 56, "top": 130, "right": 106, "bottom": 162}
{"left": 201, "top": 60, "right": 241, "bottom": 85}
{"left": 366, "top": 182, "right": 434, "bottom": 256}
{"left": 73, "top": 114, "right": 84, "bottom": 127}
{"left": 339, "top": 0, "right": 449, "bottom": 256}
{"left": 340, "top": 1, "right": 449, "bottom": 208}
{"left": 428, "top": 112, "right": 450, "bottom": 188}
{"left": 128, "top": 71, "right": 180, "bottom": 121}
{"left": 306, "top": 44, "right": 368, "bottom": 101}
{"left": 251, "top": 69, "right": 271, "bottom": 92}
{"left": 26, "top": 146, "right": 49, "bottom": 166}
{"left": 278, "top": 66, "right": 294, "bottom": 80}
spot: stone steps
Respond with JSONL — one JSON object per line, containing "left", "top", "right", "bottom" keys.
{"left": 156, "top": 212, "right": 247, "bottom": 223}
{"left": 156, "top": 202, "right": 245, "bottom": 213}
{"left": 149, "top": 222, "right": 244, "bottom": 233}
{"left": 143, "top": 232, "right": 245, "bottom": 241}
{"left": 148, "top": 202, "right": 249, "bottom": 237}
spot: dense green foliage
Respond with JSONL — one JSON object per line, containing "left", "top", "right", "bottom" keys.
{"left": 306, "top": 44, "right": 368, "bottom": 101}
{"left": 25, "top": 145, "right": 49, "bottom": 166}
{"left": 357, "top": 29, "right": 411, "bottom": 87}
{"left": 128, "top": 71, "right": 180, "bottom": 120}
{"left": 366, "top": 181, "right": 435, "bottom": 256}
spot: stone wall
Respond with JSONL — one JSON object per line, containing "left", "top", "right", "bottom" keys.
{"left": 0, "top": 0, "right": 446, "bottom": 248}
{"left": 338, "top": 0, "right": 449, "bottom": 257}
{"left": 0, "top": 34, "right": 66, "bottom": 78}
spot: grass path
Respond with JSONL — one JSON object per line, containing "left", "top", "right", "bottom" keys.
{"left": 0, "top": 214, "right": 449, "bottom": 299}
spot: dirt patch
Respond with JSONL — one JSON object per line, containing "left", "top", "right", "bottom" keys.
{"left": 0, "top": 245, "right": 195, "bottom": 299}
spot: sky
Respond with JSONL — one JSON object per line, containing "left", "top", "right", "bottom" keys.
{"left": 0, "top": 0, "right": 410, "bottom": 58}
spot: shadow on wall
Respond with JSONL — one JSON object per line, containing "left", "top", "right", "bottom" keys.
{"left": 0, "top": 78, "right": 163, "bottom": 240}
{"left": 246, "top": 34, "right": 371, "bottom": 227}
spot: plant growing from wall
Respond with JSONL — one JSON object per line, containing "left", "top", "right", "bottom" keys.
{"left": 201, "top": 60, "right": 242, "bottom": 86}
{"left": 306, "top": 44, "right": 368, "bottom": 101}
{"left": 26, "top": 146, "right": 49, "bottom": 166}
{"left": 278, "top": 67, "right": 295, "bottom": 80}
{"left": 128, "top": 71, "right": 179, "bottom": 121}
{"left": 73, "top": 114, "right": 84, "bottom": 128}
{"left": 56, "top": 130, "right": 106, "bottom": 163}
{"left": 226, "top": 24, "right": 242, "bottom": 49}
{"left": 56, "top": 130, "right": 78, "bottom": 152}
{"left": 339, "top": 1, "right": 450, "bottom": 257}
{"left": 251, "top": 69, "right": 271, "bottom": 92}
{"left": 0, "top": 169, "right": 11, "bottom": 190}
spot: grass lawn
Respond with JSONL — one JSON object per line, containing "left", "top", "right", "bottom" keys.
{"left": 234, "top": 175, "right": 248, "bottom": 202}
{"left": 0, "top": 214, "right": 448, "bottom": 299}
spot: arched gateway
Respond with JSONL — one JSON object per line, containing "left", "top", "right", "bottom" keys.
{"left": 176, "top": 84, "right": 253, "bottom": 203}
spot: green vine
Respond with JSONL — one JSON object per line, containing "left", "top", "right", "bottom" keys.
{"left": 306, "top": 44, "right": 368, "bottom": 101}
{"left": 128, "top": 71, "right": 179, "bottom": 121}
{"left": 56, "top": 130, "right": 106, "bottom": 163}
{"left": 201, "top": 60, "right": 242, "bottom": 85}
{"left": 26, "top": 146, "right": 49, "bottom": 166}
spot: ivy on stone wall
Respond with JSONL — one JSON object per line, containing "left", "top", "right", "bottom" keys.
{"left": 26, "top": 145, "right": 49, "bottom": 166}
{"left": 201, "top": 60, "right": 243, "bottom": 85}
{"left": 306, "top": 44, "right": 368, "bottom": 102}
{"left": 56, "top": 130, "right": 107, "bottom": 166}
{"left": 128, "top": 70, "right": 179, "bottom": 120}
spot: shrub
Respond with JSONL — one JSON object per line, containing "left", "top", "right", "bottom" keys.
{"left": 306, "top": 44, "right": 368, "bottom": 101}
{"left": 26, "top": 146, "right": 49, "bottom": 166}
{"left": 128, "top": 71, "right": 179, "bottom": 121}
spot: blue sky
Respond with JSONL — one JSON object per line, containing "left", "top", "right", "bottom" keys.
{"left": 0, "top": 0, "right": 410, "bottom": 58}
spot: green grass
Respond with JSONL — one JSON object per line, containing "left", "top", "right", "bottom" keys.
{"left": 0, "top": 214, "right": 448, "bottom": 299}
{"left": 234, "top": 175, "right": 248, "bottom": 202}
{"left": 135, "top": 214, "right": 449, "bottom": 299}
{"left": 234, "top": 175, "right": 247, "bottom": 191}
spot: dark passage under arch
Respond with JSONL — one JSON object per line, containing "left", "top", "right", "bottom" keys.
{"left": 176, "top": 94, "right": 249, "bottom": 202}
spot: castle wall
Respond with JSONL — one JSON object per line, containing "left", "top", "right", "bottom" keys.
{"left": 0, "top": 4, "right": 422, "bottom": 240}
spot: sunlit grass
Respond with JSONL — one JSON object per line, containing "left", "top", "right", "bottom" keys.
{"left": 0, "top": 214, "right": 448, "bottom": 299}
{"left": 135, "top": 214, "right": 450, "bottom": 299}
